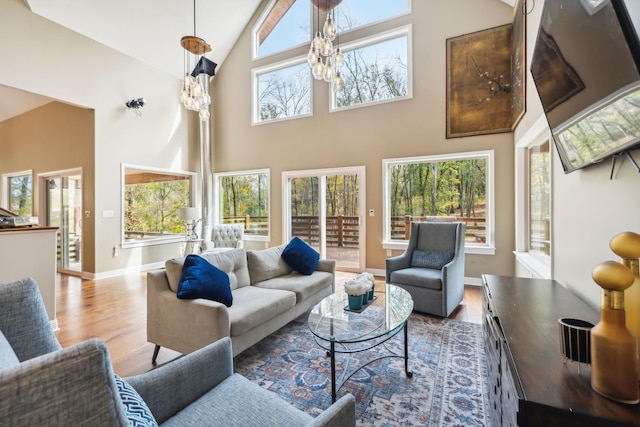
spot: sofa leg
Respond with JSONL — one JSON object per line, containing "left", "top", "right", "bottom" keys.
{"left": 152, "top": 345, "right": 161, "bottom": 364}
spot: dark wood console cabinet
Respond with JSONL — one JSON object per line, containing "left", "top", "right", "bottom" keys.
{"left": 482, "top": 274, "right": 640, "bottom": 426}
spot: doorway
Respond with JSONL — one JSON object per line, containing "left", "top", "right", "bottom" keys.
{"left": 283, "top": 166, "right": 365, "bottom": 272}
{"left": 41, "top": 169, "right": 83, "bottom": 274}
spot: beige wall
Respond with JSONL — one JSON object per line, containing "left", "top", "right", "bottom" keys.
{"left": 515, "top": 0, "right": 640, "bottom": 309}
{"left": 0, "top": 102, "right": 96, "bottom": 271}
{"left": 212, "top": 0, "right": 516, "bottom": 278}
{"left": 0, "top": 0, "right": 198, "bottom": 276}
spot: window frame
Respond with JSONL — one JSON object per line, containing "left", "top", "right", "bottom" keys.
{"left": 120, "top": 163, "right": 197, "bottom": 249}
{"left": 1, "top": 170, "right": 34, "bottom": 216}
{"left": 252, "top": 0, "right": 312, "bottom": 61}
{"left": 252, "top": 56, "right": 313, "bottom": 125}
{"left": 330, "top": 25, "right": 413, "bottom": 113}
{"left": 382, "top": 150, "right": 495, "bottom": 255}
{"left": 515, "top": 116, "right": 553, "bottom": 278}
{"left": 213, "top": 168, "right": 271, "bottom": 242}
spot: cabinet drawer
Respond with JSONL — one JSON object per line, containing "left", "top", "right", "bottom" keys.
{"left": 501, "top": 350, "right": 520, "bottom": 427}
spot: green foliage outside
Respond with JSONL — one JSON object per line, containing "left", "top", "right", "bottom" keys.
{"left": 10, "top": 176, "right": 32, "bottom": 217}
{"left": 290, "top": 175, "right": 359, "bottom": 217}
{"left": 125, "top": 180, "right": 189, "bottom": 237}
{"left": 220, "top": 174, "right": 269, "bottom": 235}
{"left": 389, "top": 159, "right": 486, "bottom": 218}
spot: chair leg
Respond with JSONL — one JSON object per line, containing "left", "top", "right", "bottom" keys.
{"left": 152, "top": 345, "right": 161, "bottom": 364}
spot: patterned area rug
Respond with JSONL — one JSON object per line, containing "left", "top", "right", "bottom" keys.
{"left": 234, "top": 314, "right": 490, "bottom": 426}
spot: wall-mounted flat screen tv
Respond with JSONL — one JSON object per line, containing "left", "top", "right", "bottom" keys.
{"left": 530, "top": 0, "right": 640, "bottom": 174}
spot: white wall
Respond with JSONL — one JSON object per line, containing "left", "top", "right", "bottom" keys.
{"left": 515, "top": 0, "right": 640, "bottom": 309}
{"left": 0, "top": 0, "right": 198, "bottom": 276}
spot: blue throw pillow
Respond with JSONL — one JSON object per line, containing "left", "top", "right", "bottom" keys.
{"left": 114, "top": 374, "right": 158, "bottom": 427}
{"left": 410, "top": 249, "right": 455, "bottom": 269}
{"left": 281, "top": 237, "right": 320, "bottom": 275}
{"left": 177, "top": 254, "right": 233, "bottom": 306}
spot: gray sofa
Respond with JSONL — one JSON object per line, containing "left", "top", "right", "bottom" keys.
{"left": 148, "top": 245, "right": 335, "bottom": 358}
{"left": 0, "top": 277, "right": 355, "bottom": 426}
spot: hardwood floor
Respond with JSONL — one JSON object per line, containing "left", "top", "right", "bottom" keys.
{"left": 55, "top": 271, "right": 483, "bottom": 377}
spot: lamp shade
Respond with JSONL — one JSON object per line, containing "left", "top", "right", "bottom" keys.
{"left": 178, "top": 207, "right": 200, "bottom": 221}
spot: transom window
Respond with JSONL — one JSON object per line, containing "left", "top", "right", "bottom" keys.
{"left": 332, "top": 26, "right": 411, "bottom": 111}
{"left": 253, "top": 59, "right": 312, "bottom": 124}
{"left": 383, "top": 151, "right": 495, "bottom": 254}
{"left": 214, "top": 169, "right": 270, "bottom": 240}
{"left": 254, "top": 0, "right": 311, "bottom": 59}
{"left": 121, "top": 165, "right": 196, "bottom": 247}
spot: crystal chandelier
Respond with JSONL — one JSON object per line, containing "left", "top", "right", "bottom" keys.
{"left": 179, "top": 0, "right": 216, "bottom": 121}
{"left": 307, "top": 0, "right": 344, "bottom": 90}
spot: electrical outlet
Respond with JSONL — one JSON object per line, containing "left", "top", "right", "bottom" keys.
{"left": 84, "top": 211, "right": 91, "bottom": 218}
{"left": 386, "top": 249, "right": 392, "bottom": 256}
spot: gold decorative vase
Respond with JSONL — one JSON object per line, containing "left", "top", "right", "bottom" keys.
{"left": 590, "top": 260, "right": 639, "bottom": 404}
{"left": 610, "top": 231, "right": 640, "bottom": 384}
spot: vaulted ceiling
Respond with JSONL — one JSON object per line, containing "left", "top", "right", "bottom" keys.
{"left": 1, "top": 0, "right": 515, "bottom": 122}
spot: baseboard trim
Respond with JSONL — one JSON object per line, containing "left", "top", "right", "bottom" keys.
{"left": 82, "top": 261, "right": 165, "bottom": 280}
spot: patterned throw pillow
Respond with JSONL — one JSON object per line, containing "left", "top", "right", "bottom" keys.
{"left": 410, "top": 249, "right": 455, "bottom": 270}
{"left": 114, "top": 374, "right": 158, "bottom": 427}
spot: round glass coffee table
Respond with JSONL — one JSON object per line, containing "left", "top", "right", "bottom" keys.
{"left": 307, "top": 284, "right": 414, "bottom": 402}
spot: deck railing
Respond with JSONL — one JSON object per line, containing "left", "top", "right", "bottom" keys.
{"left": 223, "top": 214, "right": 488, "bottom": 245}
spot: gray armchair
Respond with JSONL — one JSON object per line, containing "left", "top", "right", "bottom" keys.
{"left": 0, "top": 277, "right": 356, "bottom": 427}
{"left": 386, "top": 222, "right": 465, "bottom": 317}
{"left": 202, "top": 224, "right": 244, "bottom": 252}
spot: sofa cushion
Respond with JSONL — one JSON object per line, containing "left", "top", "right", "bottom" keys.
{"left": 114, "top": 374, "right": 158, "bottom": 427}
{"left": 254, "top": 271, "right": 333, "bottom": 304}
{"left": 166, "top": 248, "right": 250, "bottom": 292}
{"left": 0, "top": 330, "right": 19, "bottom": 369}
{"left": 281, "top": 237, "right": 320, "bottom": 275}
{"left": 176, "top": 255, "right": 233, "bottom": 307}
{"left": 161, "top": 373, "right": 312, "bottom": 427}
{"left": 201, "top": 248, "right": 250, "bottom": 290}
{"left": 228, "top": 287, "right": 296, "bottom": 336}
{"left": 410, "top": 249, "right": 454, "bottom": 270}
{"left": 246, "top": 245, "right": 292, "bottom": 285}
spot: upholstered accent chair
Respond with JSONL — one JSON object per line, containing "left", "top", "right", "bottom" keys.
{"left": 202, "top": 224, "right": 244, "bottom": 252}
{"left": 0, "top": 277, "right": 356, "bottom": 426}
{"left": 386, "top": 222, "right": 466, "bottom": 317}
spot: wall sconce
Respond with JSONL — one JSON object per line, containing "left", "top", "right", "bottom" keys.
{"left": 125, "top": 98, "right": 146, "bottom": 116}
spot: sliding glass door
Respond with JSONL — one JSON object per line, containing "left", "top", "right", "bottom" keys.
{"left": 283, "top": 167, "right": 365, "bottom": 272}
{"left": 44, "top": 170, "right": 82, "bottom": 274}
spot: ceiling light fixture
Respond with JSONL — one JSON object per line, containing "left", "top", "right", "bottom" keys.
{"left": 179, "top": 0, "right": 217, "bottom": 121}
{"left": 307, "top": 0, "right": 344, "bottom": 90}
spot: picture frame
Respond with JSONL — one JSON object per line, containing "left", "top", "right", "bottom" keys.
{"left": 446, "top": 24, "right": 513, "bottom": 138}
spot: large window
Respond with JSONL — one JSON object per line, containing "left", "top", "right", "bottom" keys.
{"left": 515, "top": 116, "right": 552, "bottom": 278}
{"left": 332, "top": 26, "right": 411, "bottom": 111}
{"left": 252, "top": 0, "right": 412, "bottom": 121}
{"left": 529, "top": 141, "right": 551, "bottom": 256}
{"left": 214, "top": 169, "right": 270, "bottom": 241}
{"left": 383, "top": 151, "right": 495, "bottom": 254}
{"left": 253, "top": 59, "right": 312, "bottom": 124}
{"left": 2, "top": 171, "right": 33, "bottom": 216}
{"left": 121, "top": 165, "right": 196, "bottom": 247}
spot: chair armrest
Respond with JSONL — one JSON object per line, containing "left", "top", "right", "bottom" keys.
{"left": 385, "top": 254, "right": 411, "bottom": 282}
{"left": 306, "top": 394, "right": 356, "bottom": 427}
{"left": 0, "top": 338, "right": 128, "bottom": 426}
{"left": 125, "top": 337, "right": 234, "bottom": 424}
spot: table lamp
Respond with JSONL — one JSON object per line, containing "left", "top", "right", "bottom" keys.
{"left": 178, "top": 207, "right": 200, "bottom": 240}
